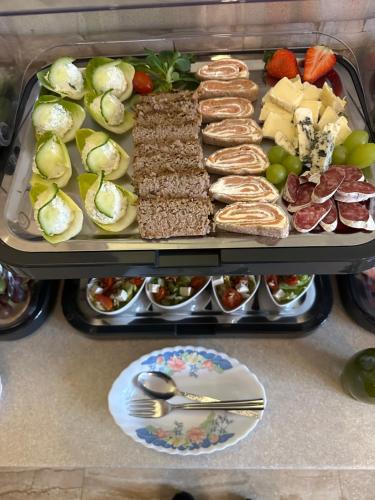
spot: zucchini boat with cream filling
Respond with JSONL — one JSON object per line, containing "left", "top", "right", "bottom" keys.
{"left": 30, "top": 183, "right": 83, "bottom": 244}
{"left": 32, "top": 95, "right": 85, "bottom": 142}
{"left": 84, "top": 90, "right": 134, "bottom": 134}
{"left": 78, "top": 172, "right": 137, "bottom": 232}
{"left": 31, "top": 132, "right": 72, "bottom": 188}
{"left": 85, "top": 57, "right": 135, "bottom": 102}
{"left": 76, "top": 128, "right": 129, "bottom": 180}
{"left": 37, "top": 57, "right": 85, "bottom": 100}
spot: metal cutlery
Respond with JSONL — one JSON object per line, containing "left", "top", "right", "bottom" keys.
{"left": 127, "top": 398, "right": 265, "bottom": 418}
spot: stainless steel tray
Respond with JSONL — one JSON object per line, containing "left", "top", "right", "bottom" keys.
{"left": 2, "top": 52, "right": 374, "bottom": 253}
{"left": 1, "top": 46, "right": 375, "bottom": 277}
{"left": 62, "top": 275, "right": 333, "bottom": 337}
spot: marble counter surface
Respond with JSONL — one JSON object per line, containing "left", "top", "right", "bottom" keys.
{"left": 0, "top": 280, "right": 374, "bottom": 469}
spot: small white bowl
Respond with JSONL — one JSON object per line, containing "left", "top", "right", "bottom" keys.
{"left": 86, "top": 277, "right": 147, "bottom": 316}
{"left": 263, "top": 275, "right": 315, "bottom": 309}
{"left": 212, "top": 275, "right": 260, "bottom": 314}
{"left": 145, "top": 276, "right": 212, "bottom": 311}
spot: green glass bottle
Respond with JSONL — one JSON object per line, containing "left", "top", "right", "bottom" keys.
{"left": 341, "top": 348, "right": 375, "bottom": 404}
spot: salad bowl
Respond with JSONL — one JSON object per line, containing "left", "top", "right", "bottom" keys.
{"left": 145, "top": 276, "right": 212, "bottom": 311}
{"left": 86, "top": 276, "right": 146, "bottom": 316}
{"left": 212, "top": 275, "right": 260, "bottom": 314}
{"left": 264, "top": 274, "right": 315, "bottom": 309}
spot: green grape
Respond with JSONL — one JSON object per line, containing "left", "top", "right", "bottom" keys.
{"left": 266, "top": 163, "right": 287, "bottom": 185}
{"left": 282, "top": 154, "right": 302, "bottom": 175}
{"left": 346, "top": 143, "right": 375, "bottom": 168}
{"left": 331, "top": 144, "right": 347, "bottom": 165}
{"left": 267, "top": 145, "right": 287, "bottom": 164}
{"left": 343, "top": 130, "right": 369, "bottom": 152}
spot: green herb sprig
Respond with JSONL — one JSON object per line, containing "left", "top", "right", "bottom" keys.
{"left": 125, "top": 49, "right": 199, "bottom": 92}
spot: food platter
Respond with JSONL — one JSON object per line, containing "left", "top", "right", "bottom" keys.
{"left": 0, "top": 48, "right": 374, "bottom": 276}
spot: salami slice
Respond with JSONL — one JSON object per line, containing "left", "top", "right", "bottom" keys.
{"left": 335, "top": 180, "right": 375, "bottom": 203}
{"left": 332, "top": 165, "right": 364, "bottom": 183}
{"left": 293, "top": 200, "right": 332, "bottom": 233}
{"left": 337, "top": 201, "right": 371, "bottom": 229}
{"left": 320, "top": 200, "right": 338, "bottom": 232}
{"left": 311, "top": 166, "right": 345, "bottom": 203}
{"left": 287, "top": 182, "right": 315, "bottom": 213}
{"left": 282, "top": 173, "right": 300, "bottom": 203}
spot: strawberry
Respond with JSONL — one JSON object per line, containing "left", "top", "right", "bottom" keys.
{"left": 303, "top": 45, "right": 336, "bottom": 83}
{"left": 264, "top": 49, "right": 299, "bottom": 80}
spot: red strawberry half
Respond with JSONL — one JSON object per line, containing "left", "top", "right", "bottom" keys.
{"left": 264, "top": 48, "right": 299, "bottom": 80}
{"left": 303, "top": 45, "right": 336, "bottom": 83}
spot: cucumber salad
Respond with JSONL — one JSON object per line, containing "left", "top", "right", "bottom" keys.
{"left": 214, "top": 275, "right": 258, "bottom": 310}
{"left": 147, "top": 276, "right": 208, "bottom": 306}
{"left": 266, "top": 274, "right": 313, "bottom": 304}
{"left": 87, "top": 277, "right": 144, "bottom": 312}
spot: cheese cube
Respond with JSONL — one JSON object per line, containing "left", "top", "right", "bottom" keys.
{"left": 320, "top": 82, "right": 346, "bottom": 113}
{"left": 319, "top": 104, "right": 326, "bottom": 117}
{"left": 317, "top": 105, "right": 339, "bottom": 130}
{"left": 291, "top": 75, "right": 304, "bottom": 89}
{"left": 269, "top": 77, "right": 304, "bottom": 113}
{"left": 302, "top": 81, "right": 322, "bottom": 101}
{"left": 262, "top": 111, "right": 296, "bottom": 142}
{"left": 275, "top": 131, "right": 296, "bottom": 155}
{"left": 300, "top": 100, "right": 322, "bottom": 124}
{"left": 334, "top": 116, "right": 352, "bottom": 145}
{"left": 259, "top": 101, "right": 293, "bottom": 122}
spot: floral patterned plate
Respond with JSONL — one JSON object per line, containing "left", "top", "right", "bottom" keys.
{"left": 108, "top": 346, "right": 266, "bottom": 455}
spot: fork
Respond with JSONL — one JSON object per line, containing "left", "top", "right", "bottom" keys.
{"left": 127, "top": 398, "right": 265, "bottom": 418}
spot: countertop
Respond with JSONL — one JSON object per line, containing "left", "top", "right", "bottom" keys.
{"left": 0, "top": 280, "right": 374, "bottom": 469}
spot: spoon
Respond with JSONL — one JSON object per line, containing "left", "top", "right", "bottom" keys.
{"left": 136, "top": 371, "right": 260, "bottom": 418}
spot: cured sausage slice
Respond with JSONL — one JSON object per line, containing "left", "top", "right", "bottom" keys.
{"left": 209, "top": 175, "right": 279, "bottom": 204}
{"left": 287, "top": 182, "right": 315, "bottom": 213}
{"left": 311, "top": 166, "right": 345, "bottom": 203}
{"left": 337, "top": 201, "right": 372, "bottom": 229}
{"left": 282, "top": 173, "right": 300, "bottom": 203}
{"left": 196, "top": 59, "right": 249, "bottom": 81}
{"left": 199, "top": 97, "right": 254, "bottom": 122}
{"left": 205, "top": 144, "right": 269, "bottom": 175}
{"left": 330, "top": 165, "right": 364, "bottom": 183}
{"left": 335, "top": 180, "right": 375, "bottom": 203}
{"left": 293, "top": 200, "right": 331, "bottom": 233}
{"left": 320, "top": 200, "right": 338, "bottom": 232}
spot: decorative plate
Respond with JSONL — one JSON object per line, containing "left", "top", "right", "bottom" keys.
{"left": 108, "top": 346, "right": 266, "bottom": 455}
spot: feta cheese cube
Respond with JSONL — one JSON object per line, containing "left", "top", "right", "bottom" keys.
{"left": 148, "top": 284, "right": 160, "bottom": 293}
{"left": 117, "top": 289, "right": 128, "bottom": 302}
{"left": 236, "top": 283, "right": 249, "bottom": 294}
{"left": 180, "top": 286, "right": 193, "bottom": 297}
{"left": 212, "top": 277, "right": 224, "bottom": 287}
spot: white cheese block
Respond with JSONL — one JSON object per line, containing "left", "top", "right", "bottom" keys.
{"left": 117, "top": 289, "right": 128, "bottom": 302}
{"left": 268, "top": 77, "right": 304, "bottom": 113}
{"left": 236, "top": 283, "right": 249, "bottom": 294}
{"left": 212, "top": 277, "right": 224, "bottom": 287}
{"left": 259, "top": 101, "right": 293, "bottom": 122}
{"left": 302, "top": 81, "right": 322, "bottom": 101}
{"left": 262, "top": 111, "right": 296, "bottom": 142}
{"left": 275, "top": 131, "right": 296, "bottom": 155}
{"left": 300, "top": 100, "right": 321, "bottom": 124}
{"left": 318, "top": 105, "right": 339, "bottom": 130}
{"left": 310, "top": 122, "right": 340, "bottom": 172}
{"left": 180, "top": 286, "right": 193, "bottom": 297}
{"left": 291, "top": 75, "right": 304, "bottom": 89}
{"left": 334, "top": 116, "right": 352, "bottom": 145}
{"left": 320, "top": 82, "right": 346, "bottom": 113}
{"left": 148, "top": 283, "right": 160, "bottom": 293}
{"left": 294, "top": 107, "right": 315, "bottom": 165}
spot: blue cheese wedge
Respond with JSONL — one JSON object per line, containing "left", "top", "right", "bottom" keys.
{"left": 310, "top": 121, "right": 340, "bottom": 172}
{"left": 294, "top": 107, "right": 315, "bottom": 166}
{"left": 268, "top": 77, "right": 304, "bottom": 113}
